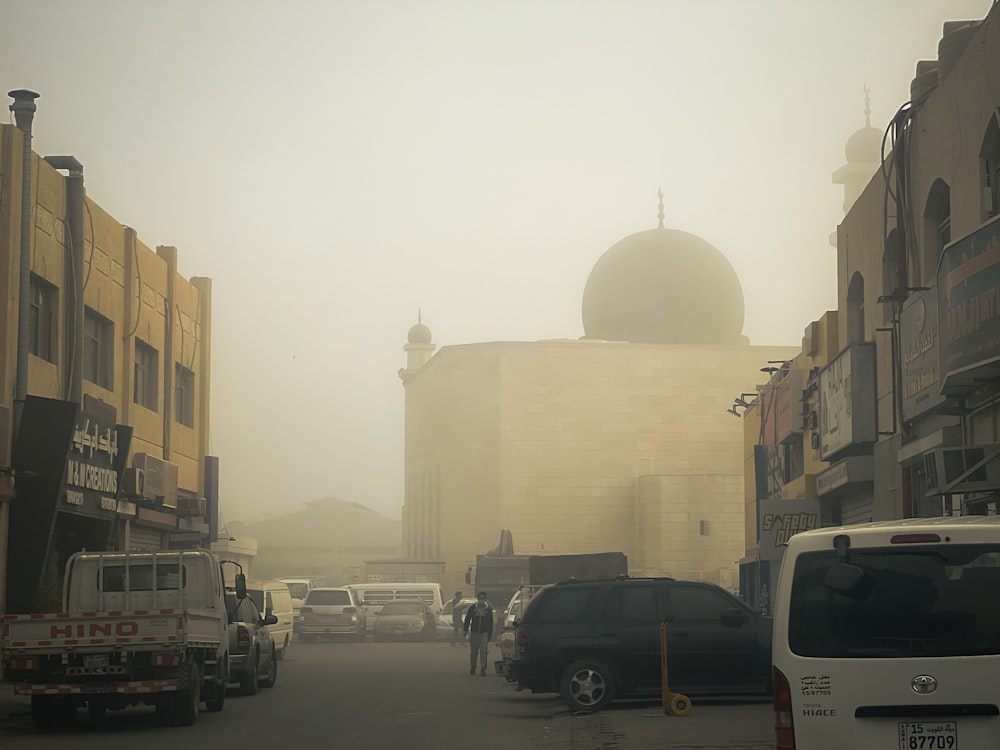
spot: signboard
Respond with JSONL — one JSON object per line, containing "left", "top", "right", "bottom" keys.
{"left": 64, "top": 411, "right": 132, "bottom": 517}
{"left": 758, "top": 498, "right": 820, "bottom": 561}
{"left": 899, "top": 286, "right": 946, "bottom": 421}
{"left": 760, "top": 369, "right": 802, "bottom": 446}
{"left": 938, "top": 215, "right": 1000, "bottom": 393}
{"left": 818, "top": 343, "right": 877, "bottom": 460}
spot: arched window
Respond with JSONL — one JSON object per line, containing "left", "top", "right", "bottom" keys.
{"left": 981, "top": 115, "right": 1000, "bottom": 222}
{"left": 924, "top": 179, "right": 952, "bottom": 273}
{"left": 847, "top": 272, "right": 865, "bottom": 343}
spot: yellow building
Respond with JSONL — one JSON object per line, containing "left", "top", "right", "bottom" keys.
{"left": 401, "top": 205, "right": 796, "bottom": 596}
{"left": 1, "top": 93, "right": 213, "bottom": 612}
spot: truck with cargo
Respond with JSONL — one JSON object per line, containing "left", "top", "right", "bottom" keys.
{"left": 471, "top": 552, "right": 628, "bottom": 615}
{"left": 2, "top": 549, "right": 238, "bottom": 730}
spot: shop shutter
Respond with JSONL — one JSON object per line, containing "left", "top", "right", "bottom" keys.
{"left": 840, "top": 494, "right": 873, "bottom": 526}
{"left": 129, "top": 524, "right": 164, "bottom": 551}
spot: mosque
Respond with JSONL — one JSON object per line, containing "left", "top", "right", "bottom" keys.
{"left": 398, "top": 194, "right": 799, "bottom": 596}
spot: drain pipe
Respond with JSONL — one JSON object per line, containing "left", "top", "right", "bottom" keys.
{"left": 8, "top": 90, "right": 39, "bottom": 434}
{"left": 44, "top": 155, "right": 85, "bottom": 405}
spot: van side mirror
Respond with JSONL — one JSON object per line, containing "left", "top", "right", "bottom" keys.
{"left": 235, "top": 573, "right": 247, "bottom": 600}
{"left": 263, "top": 613, "right": 278, "bottom": 626}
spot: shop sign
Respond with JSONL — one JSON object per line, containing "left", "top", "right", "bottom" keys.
{"left": 818, "top": 343, "right": 877, "bottom": 460}
{"left": 64, "top": 411, "right": 132, "bottom": 517}
{"left": 938, "top": 216, "right": 1000, "bottom": 393}
{"left": 899, "top": 287, "right": 946, "bottom": 421}
{"left": 760, "top": 369, "right": 802, "bottom": 446}
{"left": 758, "top": 498, "right": 820, "bottom": 561}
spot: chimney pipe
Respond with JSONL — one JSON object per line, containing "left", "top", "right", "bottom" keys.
{"left": 8, "top": 89, "right": 40, "bottom": 437}
{"left": 44, "top": 156, "right": 85, "bottom": 405}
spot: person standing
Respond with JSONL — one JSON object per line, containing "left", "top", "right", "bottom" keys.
{"left": 449, "top": 591, "right": 465, "bottom": 647}
{"left": 464, "top": 591, "right": 493, "bottom": 676}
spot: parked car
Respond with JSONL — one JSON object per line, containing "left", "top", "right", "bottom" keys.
{"left": 275, "top": 576, "right": 327, "bottom": 634}
{"left": 246, "top": 579, "right": 295, "bottom": 659}
{"left": 507, "top": 577, "right": 772, "bottom": 712}
{"left": 225, "top": 592, "right": 279, "bottom": 695}
{"left": 299, "top": 586, "right": 366, "bottom": 641}
{"left": 436, "top": 597, "right": 477, "bottom": 640}
{"left": 373, "top": 599, "right": 437, "bottom": 642}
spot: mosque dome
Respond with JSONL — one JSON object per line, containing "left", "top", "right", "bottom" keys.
{"left": 581, "top": 217, "right": 746, "bottom": 346}
{"left": 845, "top": 124, "right": 881, "bottom": 164}
{"left": 407, "top": 316, "right": 432, "bottom": 344}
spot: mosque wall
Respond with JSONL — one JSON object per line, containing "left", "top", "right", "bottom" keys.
{"left": 403, "top": 339, "right": 797, "bottom": 591}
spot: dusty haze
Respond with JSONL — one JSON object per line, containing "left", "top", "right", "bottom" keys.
{"left": 1, "top": 0, "right": 992, "bottom": 524}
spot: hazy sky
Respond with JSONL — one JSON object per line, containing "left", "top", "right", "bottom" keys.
{"left": 2, "top": 0, "right": 994, "bottom": 523}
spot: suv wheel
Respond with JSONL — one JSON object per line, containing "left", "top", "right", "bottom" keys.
{"left": 560, "top": 659, "right": 614, "bottom": 712}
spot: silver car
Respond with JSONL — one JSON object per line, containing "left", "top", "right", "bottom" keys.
{"left": 373, "top": 600, "right": 436, "bottom": 642}
{"left": 298, "top": 587, "right": 366, "bottom": 641}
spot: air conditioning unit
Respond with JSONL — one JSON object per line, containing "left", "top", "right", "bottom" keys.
{"left": 120, "top": 467, "right": 145, "bottom": 497}
{"left": 923, "top": 444, "right": 1000, "bottom": 494}
{"left": 132, "top": 453, "right": 179, "bottom": 508}
{"left": 176, "top": 496, "right": 207, "bottom": 517}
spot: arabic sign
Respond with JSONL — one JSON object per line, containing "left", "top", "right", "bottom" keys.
{"left": 758, "top": 498, "right": 820, "bottom": 561}
{"left": 899, "top": 286, "right": 946, "bottom": 421}
{"left": 818, "top": 343, "right": 877, "bottom": 460}
{"left": 64, "top": 411, "right": 132, "bottom": 515}
{"left": 938, "top": 216, "right": 1000, "bottom": 393}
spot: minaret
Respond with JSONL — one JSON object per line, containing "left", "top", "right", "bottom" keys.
{"left": 831, "top": 86, "right": 882, "bottom": 246}
{"left": 399, "top": 311, "right": 435, "bottom": 384}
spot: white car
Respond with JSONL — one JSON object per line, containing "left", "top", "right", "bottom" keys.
{"left": 436, "top": 598, "right": 477, "bottom": 640}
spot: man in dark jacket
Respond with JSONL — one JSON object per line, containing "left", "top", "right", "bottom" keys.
{"left": 463, "top": 591, "right": 493, "bottom": 676}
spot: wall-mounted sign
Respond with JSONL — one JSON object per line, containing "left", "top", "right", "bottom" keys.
{"left": 938, "top": 215, "right": 1000, "bottom": 393}
{"left": 758, "top": 498, "right": 820, "bottom": 561}
{"left": 64, "top": 411, "right": 132, "bottom": 517}
{"left": 899, "top": 286, "right": 946, "bottom": 421}
{"left": 819, "top": 343, "right": 876, "bottom": 460}
{"left": 760, "top": 369, "right": 802, "bottom": 446}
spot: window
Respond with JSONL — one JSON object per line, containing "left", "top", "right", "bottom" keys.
{"left": 788, "top": 546, "right": 1000, "bottom": 658}
{"left": 601, "top": 585, "right": 658, "bottom": 622}
{"left": 529, "top": 586, "right": 597, "bottom": 623}
{"left": 101, "top": 564, "right": 184, "bottom": 592}
{"left": 382, "top": 601, "right": 426, "bottom": 615}
{"left": 28, "top": 274, "right": 57, "bottom": 362}
{"left": 981, "top": 115, "right": 999, "bottom": 220}
{"left": 924, "top": 178, "right": 952, "bottom": 268}
{"left": 667, "top": 584, "right": 735, "bottom": 621}
{"left": 175, "top": 363, "right": 195, "bottom": 427}
{"left": 83, "top": 308, "right": 113, "bottom": 389}
{"left": 846, "top": 272, "right": 865, "bottom": 343}
{"left": 133, "top": 340, "right": 158, "bottom": 411}
{"left": 305, "top": 589, "right": 352, "bottom": 606}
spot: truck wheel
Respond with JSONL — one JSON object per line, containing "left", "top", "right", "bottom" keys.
{"left": 238, "top": 651, "right": 260, "bottom": 696}
{"left": 174, "top": 661, "right": 201, "bottom": 726}
{"left": 560, "top": 659, "right": 614, "bottom": 713}
{"left": 87, "top": 700, "right": 107, "bottom": 722}
{"left": 204, "top": 678, "right": 226, "bottom": 712}
{"left": 260, "top": 648, "right": 278, "bottom": 688}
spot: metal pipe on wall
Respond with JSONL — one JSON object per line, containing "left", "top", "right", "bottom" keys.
{"left": 8, "top": 89, "right": 39, "bottom": 435}
{"left": 43, "top": 155, "right": 85, "bottom": 405}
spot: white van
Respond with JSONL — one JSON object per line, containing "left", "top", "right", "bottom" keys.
{"left": 772, "top": 516, "right": 1000, "bottom": 750}
{"left": 246, "top": 579, "right": 295, "bottom": 659}
{"left": 348, "top": 583, "right": 443, "bottom": 632}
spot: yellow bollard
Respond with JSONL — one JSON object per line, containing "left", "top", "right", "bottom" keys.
{"left": 659, "top": 620, "right": 692, "bottom": 716}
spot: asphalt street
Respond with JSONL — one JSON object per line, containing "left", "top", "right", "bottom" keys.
{"left": 0, "top": 638, "right": 775, "bottom": 749}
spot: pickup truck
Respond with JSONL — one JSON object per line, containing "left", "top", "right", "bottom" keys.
{"left": 2, "top": 549, "right": 239, "bottom": 730}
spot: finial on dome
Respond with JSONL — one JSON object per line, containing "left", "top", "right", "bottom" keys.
{"left": 656, "top": 188, "right": 664, "bottom": 229}
{"left": 418, "top": 308, "right": 423, "bottom": 324}
{"left": 864, "top": 84, "right": 871, "bottom": 127}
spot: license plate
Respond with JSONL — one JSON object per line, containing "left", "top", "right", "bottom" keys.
{"left": 899, "top": 721, "right": 957, "bottom": 749}
{"left": 84, "top": 654, "right": 109, "bottom": 670}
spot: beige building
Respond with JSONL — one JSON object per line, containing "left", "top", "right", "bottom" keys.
{"left": 401, "top": 208, "right": 796, "bottom": 595}
{"left": 1, "top": 93, "right": 214, "bottom": 613}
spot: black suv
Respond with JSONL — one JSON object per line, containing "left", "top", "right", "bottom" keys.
{"left": 507, "top": 577, "right": 772, "bottom": 712}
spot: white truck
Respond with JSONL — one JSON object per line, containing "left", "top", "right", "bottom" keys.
{"left": 2, "top": 549, "right": 240, "bottom": 730}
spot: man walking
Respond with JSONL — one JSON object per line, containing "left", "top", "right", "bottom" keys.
{"left": 463, "top": 591, "right": 493, "bottom": 676}
{"left": 449, "top": 590, "right": 465, "bottom": 647}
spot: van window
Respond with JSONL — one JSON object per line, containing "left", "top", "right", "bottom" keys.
{"left": 306, "top": 589, "right": 352, "bottom": 606}
{"left": 382, "top": 601, "right": 425, "bottom": 615}
{"left": 788, "top": 545, "right": 1000, "bottom": 658}
{"left": 284, "top": 582, "right": 310, "bottom": 599}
